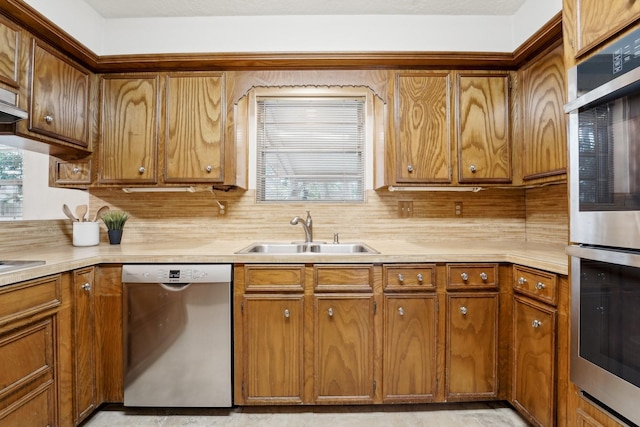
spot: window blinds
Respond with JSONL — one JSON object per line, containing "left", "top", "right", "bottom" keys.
{"left": 256, "top": 97, "right": 365, "bottom": 202}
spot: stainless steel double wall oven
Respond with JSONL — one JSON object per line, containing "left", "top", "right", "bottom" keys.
{"left": 566, "top": 26, "right": 640, "bottom": 426}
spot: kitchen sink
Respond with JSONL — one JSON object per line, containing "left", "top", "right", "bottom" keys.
{"left": 235, "top": 242, "right": 378, "bottom": 254}
{"left": 0, "top": 260, "right": 45, "bottom": 274}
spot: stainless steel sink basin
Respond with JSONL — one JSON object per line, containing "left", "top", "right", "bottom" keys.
{"left": 0, "top": 260, "right": 45, "bottom": 274}
{"left": 235, "top": 242, "right": 378, "bottom": 254}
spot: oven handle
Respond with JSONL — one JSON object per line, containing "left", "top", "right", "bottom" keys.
{"left": 566, "top": 245, "right": 640, "bottom": 268}
{"left": 564, "top": 65, "right": 640, "bottom": 113}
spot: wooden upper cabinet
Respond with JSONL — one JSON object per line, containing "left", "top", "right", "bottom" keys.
{"left": 164, "top": 73, "right": 225, "bottom": 183}
{"left": 520, "top": 43, "right": 567, "bottom": 182}
{"left": 0, "top": 16, "right": 19, "bottom": 88}
{"left": 99, "top": 75, "right": 158, "bottom": 184}
{"left": 456, "top": 73, "right": 511, "bottom": 183}
{"left": 575, "top": 0, "right": 640, "bottom": 57}
{"left": 29, "top": 39, "right": 90, "bottom": 148}
{"left": 395, "top": 72, "right": 452, "bottom": 183}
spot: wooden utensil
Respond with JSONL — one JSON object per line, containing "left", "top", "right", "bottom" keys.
{"left": 76, "top": 204, "right": 88, "bottom": 222}
{"left": 62, "top": 204, "right": 77, "bottom": 221}
{"left": 92, "top": 205, "right": 110, "bottom": 222}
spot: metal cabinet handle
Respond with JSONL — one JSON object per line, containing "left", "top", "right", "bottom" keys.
{"left": 469, "top": 164, "right": 477, "bottom": 173}
{"left": 535, "top": 282, "right": 546, "bottom": 290}
{"left": 81, "top": 283, "right": 91, "bottom": 291}
{"left": 138, "top": 166, "right": 145, "bottom": 174}
{"left": 480, "top": 272, "right": 488, "bottom": 281}
{"left": 44, "top": 115, "right": 53, "bottom": 124}
{"left": 407, "top": 165, "right": 414, "bottom": 173}
{"left": 532, "top": 319, "right": 542, "bottom": 328}
{"left": 460, "top": 306, "right": 467, "bottom": 315}
{"left": 518, "top": 277, "right": 527, "bottom": 285}
{"left": 417, "top": 273, "right": 423, "bottom": 282}
{"left": 328, "top": 307, "right": 334, "bottom": 317}
{"left": 398, "top": 273, "right": 404, "bottom": 283}
{"left": 398, "top": 307, "right": 404, "bottom": 316}
{"left": 284, "top": 309, "right": 290, "bottom": 318}
{"left": 72, "top": 167, "right": 80, "bottom": 174}
{"left": 461, "top": 272, "right": 469, "bottom": 281}
{"left": 206, "top": 165, "right": 212, "bottom": 173}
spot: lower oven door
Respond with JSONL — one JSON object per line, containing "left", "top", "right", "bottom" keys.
{"left": 568, "top": 245, "right": 640, "bottom": 425}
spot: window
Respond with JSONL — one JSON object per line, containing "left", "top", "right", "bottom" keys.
{"left": 0, "top": 145, "right": 22, "bottom": 220}
{"left": 256, "top": 96, "right": 365, "bottom": 202}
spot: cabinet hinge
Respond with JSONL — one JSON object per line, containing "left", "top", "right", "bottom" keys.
{"left": 373, "top": 380, "right": 377, "bottom": 394}
{"left": 373, "top": 300, "right": 377, "bottom": 315}
{"left": 242, "top": 381, "right": 245, "bottom": 396}
{"left": 241, "top": 301, "right": 244, "bottom": 314}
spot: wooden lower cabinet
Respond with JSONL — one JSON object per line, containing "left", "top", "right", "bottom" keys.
{"left": 446, "top": 292, "right": 498, "bottom": 400}
{"left": 512, "top": 294, "right": 557, "bottom": 427}
{"left": 314, "top": 294, "right": 375, "bottom": 403}
{"left": 242, "top": 295, "right": 304, "bottom": 404}
{"left": 72, "top": 267, "right": 96, "bottom": 424}
{"left": 0, "top": 275, "right": 62, "bottom": 427}
{"left": 383, "top": 294, "right": 437, "bottom": 402}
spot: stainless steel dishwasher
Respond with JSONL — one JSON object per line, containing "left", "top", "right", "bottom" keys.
{"left": 122, "top": 264, "right": 232, "bottom": 407}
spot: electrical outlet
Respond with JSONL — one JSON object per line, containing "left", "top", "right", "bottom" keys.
{"left": 455, "top": 201, "right": 463, "bottom": 217}
{"left": 398, "top": 201, "right": 413, "bottom": 218}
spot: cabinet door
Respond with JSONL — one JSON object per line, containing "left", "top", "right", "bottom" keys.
{"left": 164, "top": 73, "right": 225, "bottom": 183}
{"left": 395, "top": 72, "right": 452, "bottom": 183}
{"left": 99, "top": 75, "right": 158, "bottom": 184}
{"left": 73, "top": 267, "right": 96, "bottom": 424}
{"left": 520, "top": 43, "right": 566, "bottom": 181}
{"left": 0, "top": 16, "right": 19, "bottom": 88}
{"left": 314, "top": 295, "right": 375, "bottom": 403}
{"left": 576, "top": 0, "right": 640, "bottom": 56}
{"left": 446, "top": 293, "right": 498, "bottom": 400}
{"left": 383, "top": 294, "right": 437, "bottom": 402}
{"left": 243, "top": 295, "right": 304, "bottom": 404}
{"left": 457, "top": 73, "right": 510, "bottom": 183}
{"left": 513, "top": 295, "right": 557, "bottom": 427}
{"left": 29, "top": 40, "right": 89, "bottom": 147}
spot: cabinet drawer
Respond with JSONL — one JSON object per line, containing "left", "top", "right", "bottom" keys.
{"left": 447, "top": 263, "right": 498, "bottom": 290}
{"left": 52, "top": 159, "right": 92, "bottom": 184}
{"left": 0, "top": 318, "right": 54, "bottom": 398}
{"left": 383, "top": 264, "right": 436, "bottom": 291}
{"left": 244, "top": 265, "right": 305, "bottom": 292}
{"left": 513, "top": 265, "right": 557, "bottom": 306}
{"left": 0, "top": 276, "right": 61, "bottom": 326}
{"left": 314, "top": 265, "right": 373, "bottom": 292}
{"left": 0, "top": 381, "right": 56, "bottom": 427}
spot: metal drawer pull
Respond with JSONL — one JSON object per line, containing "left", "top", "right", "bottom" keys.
{"left": 535, "top": 282, "right": 546, "bottom": 290}
{"left": 398, "top": 307, "right": 404, "bottom": 316}
{"left": 73, "top": 167, "right": 80, "bottom": 174}
{"left": 44, "top": 115, "right": 53, "bottom": 124}
{"left": 328, "top": 307, "right": 334, "bottom": 317}
{"left": 417, "top": 273, "right": 423, "bottom": 282}
{"left": 532, "top": 319, "right": 542, "bottom": 328}
{"left": 138, "top": 166, "right": 145, "bottom": 174}
{"left": 460, "top": 306, "right": 467, "bottom": 315}
{"left": 480, "top": 272, "right": 488, "bottom": 281}
{"left": 469, "top": 164, "right": 477, "bottom": 173}
{"left": 407, "top": 165, "right": 414, "bottom": 173}
{"left": 461, "top": 272, "right": 469, "bottom": 281}
{"left": 284, "top": 309, "right": 290, "bottom": 318}
{"left": 81, "top": 283, "right": 91, "bottom": 291}
{"left": 206, "top": 165, "right": 212, "bottom": 173}
{"left": 398, "top": 273, "right": 404, "bottom": 283}
{"left": 518, "top": 277, "right": 527, "bottom": 285}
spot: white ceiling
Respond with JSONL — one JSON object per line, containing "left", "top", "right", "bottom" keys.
{"left": 81, "top": 0, "right": 528, "bottom": 19}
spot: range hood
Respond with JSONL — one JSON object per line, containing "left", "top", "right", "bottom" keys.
{"left": 0, "top": 87, "right": 28, "bottom": 124}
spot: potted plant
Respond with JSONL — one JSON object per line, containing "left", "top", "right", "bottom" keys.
{"left": 100, "top": 210, "right": 129, "bottom": 244}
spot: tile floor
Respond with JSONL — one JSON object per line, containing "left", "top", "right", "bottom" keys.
{"left": 81, "top": 402, "right": 530, "bottom": 426}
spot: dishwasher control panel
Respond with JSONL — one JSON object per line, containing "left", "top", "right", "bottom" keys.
{"left": 122, "top": 264, "right": 232, "bottom": 284}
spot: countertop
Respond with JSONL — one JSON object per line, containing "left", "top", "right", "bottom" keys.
{"left": 0, "top": 239, "right": 568, "bottom": 287}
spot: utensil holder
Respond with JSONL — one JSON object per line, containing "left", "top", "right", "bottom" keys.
{"left": 73, "top": 222, "right": 100, "bottom": 246}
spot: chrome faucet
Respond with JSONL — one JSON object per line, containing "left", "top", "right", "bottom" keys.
{"left": 290, "top": 211, "right": 313, "bottom": 243}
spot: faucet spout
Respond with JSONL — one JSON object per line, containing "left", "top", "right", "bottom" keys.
{"left": 290, "top": 211, "right": 313, "bottom": 242}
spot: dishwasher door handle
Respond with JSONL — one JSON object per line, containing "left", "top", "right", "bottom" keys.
{"left": 159, "top": 282, "right": 192, "bottom": 292}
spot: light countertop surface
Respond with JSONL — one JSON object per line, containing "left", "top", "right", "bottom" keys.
{"left": 0, "top": 239, "right": 568, "bottom": 287}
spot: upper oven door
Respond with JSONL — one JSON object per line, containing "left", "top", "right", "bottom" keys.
{"left": 566, "top": 30, "right": 640, "bottom": 249}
